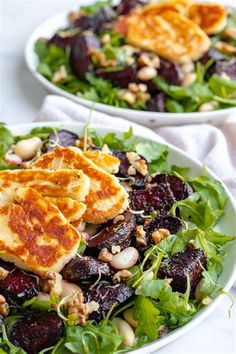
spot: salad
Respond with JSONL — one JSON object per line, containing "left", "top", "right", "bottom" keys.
{"left": 0, "top": 123, "right": 234, "bottom": 354}
{"left": 35, "top": 0, "right": 236, "bottom": 113}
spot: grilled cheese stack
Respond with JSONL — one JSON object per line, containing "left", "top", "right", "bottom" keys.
{"left": 0, "top": 187, "right": 81, "bottom": 274}
{"left": 32, "top": 147, "right": 129, "bottom": 224}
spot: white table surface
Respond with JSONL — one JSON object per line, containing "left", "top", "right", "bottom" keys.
{"left": 0, "top": 1, "right": 236, "bottom": 353}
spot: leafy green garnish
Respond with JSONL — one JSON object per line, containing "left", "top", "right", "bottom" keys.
{"left": 15, "top": 127, "right": 55, "bottom": 142}
{"left": 135, "top": 142, "right": 169, "bottom": 174}
{"left": 0, "top": 123, "right": 14, "bottom": 159}
{"left": 80, "top": 0, "right": 112, "bottom": 15}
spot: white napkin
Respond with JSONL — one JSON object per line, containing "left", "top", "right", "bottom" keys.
{"left": 36, "top": 95, "right": 236, "bottom": 198}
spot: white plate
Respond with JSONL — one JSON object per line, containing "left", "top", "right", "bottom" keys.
{"left": 24, "top": 4, "right": 236, "bottom": 128}
{"left": 10, "top": 121, "right": 236, "bottom": 353}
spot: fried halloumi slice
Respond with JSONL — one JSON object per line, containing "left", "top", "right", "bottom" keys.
{"left": 32, "top": 147, "right": 128, "bottom": 224}
{"left": 0, "top": 169, "right": 90, "bottom": 206}
{"left": 125, "top": 10, "right": 211, "bottom": 62}
{"left": 45, "top": 197, "right": 86, "bottom": 223}
{"left": 140, "top": 0, "right": 192, "bottom": 16}
{"left": 83, "top": 150, "right": 120, "bottom": 174}
{"left": 0, "top": 187, "right": 80, "bottom": 274}
{"left": 188, "top": 3, "right": 227, "bottom": 35}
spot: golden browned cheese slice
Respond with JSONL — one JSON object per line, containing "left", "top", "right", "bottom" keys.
{"left": 188, "top": 3, "right": 227, "bottom": 35}
{"left": 83, "top": 150, "right": 120, "bottom": 174}
{"left": 45, "top": 197, "right": 86, "bottom": 222}
{"left": 126, "top": 9, "right": 211, "bottom": 62}
{"left": 32, "top": 147, "right": 128, "bottom": 224}
{"left": 0, "top": 169, "right": 90, "bottom": 206}
{"left": 140, "top": 0, "right": 192, "bottom": 16}
{"left": 0, "top": 187, "right": 80, "bottom": 274}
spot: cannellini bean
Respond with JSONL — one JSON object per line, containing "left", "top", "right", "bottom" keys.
{"left": 198, "top": 101, "right": 218, "bottom": 112}
{"left": 112, "top": 318, "right": 136, "bottom": 346}
{"left": 61, "top": 280, "right": 82, "bottom": 298}
{"left": 13, "top": 137, "right": 42, "bottom": 161}
{"left": 5, "top": 153, "right": 22, "bottom": 165}
{"left": 109, "top": 247, "right": 139, "bottom": 269}
{"left": 137, "top": 67, "right": 157, "bottom": 81}
{"left": 182, "top": 72, "right": 197, "bottom": 87}
{"left": 123, "top": 308, "right": 138, "bottom": 329}
{"left": 36, "top": 292, "right": 50, "bottom": 302}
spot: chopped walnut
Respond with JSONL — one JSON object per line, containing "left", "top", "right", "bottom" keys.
{"left": 68, "top": 11, "right": 81, "bottom": 24}
{"left": 65, "top": 291, "right": 88, "bottom": 326}
{"left": 127, "top": 165, "right": 136, "bottom": 175}
{"left": 126, "top": 151, "right": 148, "bottom": 176}
{"left": 113, "top": 270, "right": 133, "bottom": 283}
{"left": 135, "top": 225, "right": 147, "bottom": 246}
{"left": 113, "top": 215, "right": 125, "bottom": 224}
{"left": 111, "top": 245, "right": 121, "bottom": 254}
{"left": 98, "top": 248, "right": 113, "bottom": 262}
{"left": 75, "top": 136, "right": 93, "bottom": 149}
{"left": 138, "top": 53, "right": 160, "bottom": 69}
{"left": 215, "top": 41, "right": 236, "bottom": 55}
{"left": 40, "top": 271, "right": 63, "bottom": 296}
{"left": 152, "top": 228, "right": 170, "bottom": 244}
{"left": 90, "top": 48, "right": 117, "bottom": 67}
{"left": 0, "top": 267, "right": 9, "bottom": 280}
{"left": 0, "top": 295, "right": 10, "bottom": 317}
{"left": 52, "top": 65, "right": 67, "bottom": 84}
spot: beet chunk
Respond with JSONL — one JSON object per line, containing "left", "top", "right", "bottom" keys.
{"left": 144, "top": 215, "right": 183, "bottom": 245}
{"left": 147, "top": 93, "right": 166, "bottom": 112}
{"left": 88, "top": 212, "right": 136, "bottom": 252}
{"left": 0, "top": 268, "right": 39, "bottom": 305}
{"left": 42, "top": 129, "right": 79, "bottom": 152}
{"left": 73, "top": 6, "right": 117, "bottom": 32}
{"left": 116, "top": 0, "right": 145, "bottom": 15}
{"left": 213, "top": 58, "right": 236, "bottom": 81}
{"left": 96, "top": 65, "right": 138, "bottom": 88}
{"left": 130, "top": 184, "right": 175, "bottom": 217}
{"left": 11, "top": 312, "right": 64, "bottom": 354}
{"left": 61, "top": 256, "right": 113, "bottom": 282}
{"left": 150, "top": 174, "right": 192, "bottom": 201}
{"left": 85, "top": 281, "right": 134, "bottom": 322}
{"left": 48, "top": 31, "right": 80, "bottom": 48}
{"left": 158, "top": 247, "right": 206, "bottom": 295}
{"left": 113, "top": 150, "right": 148, "bottom": 188}
{"left": 70, "top": 33, "right": 101, "bottom": 80}
{"left": 158, "top": 59, "right": 182, "bottom": 85}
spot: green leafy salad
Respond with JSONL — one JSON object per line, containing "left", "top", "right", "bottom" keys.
{"left": 34, "top": 0, "right": 236, "bottom": 113}
{"left": 0, "top": 123, "right": 234, "bottom": 354}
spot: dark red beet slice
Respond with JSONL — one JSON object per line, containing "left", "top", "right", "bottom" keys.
{"left": 61, "top": 256, "right": 114, "bottom": 282}
{"left": 48, "top": 31, "right": 81, "bottom": 48}
{"left": 42, "top": 129, "right": 79, "bottom": 152}
{"left": 116, "top": 0, "right": 146, "bottom": 15}
{"left": 147, "top": 93, "right": 166, "bottom": 112}
{"left": 150, "top": 174, "right": 192, "bottom": 201}
{"left": 11, "top": 312, "right": 64, "bottom": 354}
{"left": 129, "top": 184, "right": 175, "bottom": 217}
{"left": 144, "top": 215, "right": 183, "bottom": 245}
{"left": 70, "top": 33, "right": 101, "bottom": 80}
{"left": 87, "top": 212, "right": 136, "bottom": 252}
{"left": 95, "top": 65, "right": 138, "bottom": 88}
{"left": 113, "top": 150, "right": 148, "bottom": 188}
{"left": 85, "top": 281, "right": 134, "bottom": 323}
{"left": 213, "top": 58, "right": 236, "bottom": 81}
{"left": 158, "top": 59, "right": 182, "bottom": 85}
{"left": 158, "top": 247, "right": 206, "bottom": 295}
{"left": 0, "top": 268, "right": 39, "bottom": 305}
{"left": 73, "top": 6, "right": 117, "bottom": 32}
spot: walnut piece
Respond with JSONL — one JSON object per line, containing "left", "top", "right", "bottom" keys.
{"left": 113, "top": 270, "right": 133, "bottom": 284}
{"left": 135, "top": 225, "right": 147, "bottom": 246}
{"left": 40, "top": 271, "right": 63, "bottom": 296}
{"left": 126, "top": 151, "right": 148, "bottom": 176}
{"left": 98, "top": 248, "right": 113, "bottom": 262}
{"left": 65, "top": 291, "right": 88, "bottom": 326}
{"left": 152, "top": 228, "right": 170, "bottom": 244}
{"left": 0, "top": 267, "right": 9, "bottom": 280}
{"left": 0, "top": 295, "right": 10, "bottom": 317}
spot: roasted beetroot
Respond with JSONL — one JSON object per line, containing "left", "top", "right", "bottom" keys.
{"left": 11, "top": 312, "right": 64, "bottom": 354}
{"left": 96, "top": 65, "right": 138, "bottom": 88}
{"left": 73, "top": 6, "right": 117, "bottom": 32}
{"left": 158, "top": 247, "right": 206, "bottom": 295}
{"left": 113, "top": 150, "right": 148, "bottom": 188}
{"left": 147, "top": 93, "right": 166, "bottom": 112}
{"left": 61, "top": 256, "right": 113, "bottom": 282}
{"left": 85, "top": 281, "right": 134, "bottom": 322}
{"left": 87, "top": 212, "right": 136, "bottom": 252}
{"left": 213, "top": 58, "right": 236, "bottom": 81}
{"left": 158, "top": 59, "right": 182, "bottom": 85}
{"left": 42, "top": 129, "right": 79, "bottom": 152}
{"left": 0, "top": 268, "right": 39, "bottom": 305}
{"left": 48, "top": 31, "right": 81, "bottom": 48}
{"left": 70, "top": 33, "right": 101, "bottom": 80}
{"left": 150, "top": 174, "right": 192, "bottom": 201}
{"left": 129, "top": 184, "right": 175, "bottom": 217}
{"left": 116, "top": 0, "right": 145, "bottom": 15}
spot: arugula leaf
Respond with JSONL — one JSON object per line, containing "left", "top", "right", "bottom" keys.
{"left": 80, "top": 0, "right": 112, "bottom": 15}
{"left": 0, "top": 326, "right": 26, "bottom": 353}
{"left": 209, "top": 74, "right": 236, "bottom": 98}
{"left": 0, "top": 123, "right": 14, "bottom": 159}
{"left": 133, "top": 296, "right": 163, "bottom": 341}
{"left": 15, "top": 127, "right": 55, "bottom": 142}
{"left": 135, "top": 142, "right": 169, "bottom": 174}
{"left": 65, "top": 320, "right": 122, "bottom": 354}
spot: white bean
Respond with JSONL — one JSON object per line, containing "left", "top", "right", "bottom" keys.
{"left": 36, "top": 292, "right": 50, "bottom": 302}
{"left": 14, "top": 137, "right": 42, "bottom": 161}
{"left": 182, "top": 72, "right": 197, "bottom": 87}
{"left": 137, "top": 67, "right": 157, "bottom": 81}
{"left": 112, "top": 318, "right": 136, "bottom": 346}
{"left": 61, "top": 280, "right": 82, "bottom": 298}
{"left": 198, "top": 101, "right": 218, "bottom": 112}
{"left": 123, "top": 308, "right": 138, "bottom": 329}
{"left": 109, "top": 247, "right": 139, "bottom": 269}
